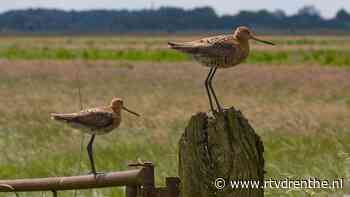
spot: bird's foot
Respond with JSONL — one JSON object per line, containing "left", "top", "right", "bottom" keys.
{"left": 209, "top": 107, "right": 217, "bottom": 114}
{"left": 217, "top": 107, "right": 224, "bottom": 113}
{"left": 210, "top": 107, "right": 225, "bottom": 118}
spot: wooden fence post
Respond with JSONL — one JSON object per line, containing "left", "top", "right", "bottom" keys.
{"left": 179, "top": 107, "right": 264, "bottom": 197}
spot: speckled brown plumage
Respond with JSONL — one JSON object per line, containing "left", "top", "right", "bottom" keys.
{"left": 168, "top": 26, "right": 274, "bottom": 112}
{"left": 51, "top": 97, "right": 140, "bottom": 175}
{"left": 169, "top": 34, "right": 247, "bottom": 68}
{"left": 52, "top": 103, "right": 119, "bottom": 135}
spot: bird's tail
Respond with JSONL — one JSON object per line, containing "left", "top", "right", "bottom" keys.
{"left": 168, "top": 41, "right": 180, "bottom": 48}
{"left": 168, "top": 41, "right": 197, "bottom": 53}
{"left": 51, "top": 113, "right": 77, "bottom": 121}
{"left": 168, "top": 41, "right": 190, "bottom": 48}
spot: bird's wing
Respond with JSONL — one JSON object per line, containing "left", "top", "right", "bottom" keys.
{"left": 51, "top": 110, "right": 114, "bottom": 129}
{"left": 168, "top": 35, "right": 237, "bottom": 57}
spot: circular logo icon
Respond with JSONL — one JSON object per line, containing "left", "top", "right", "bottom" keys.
{"left": 214, "top": 178, "right": 226, "bottom": 189}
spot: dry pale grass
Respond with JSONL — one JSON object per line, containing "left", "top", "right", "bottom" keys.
{"left": 1, "top": 35, "right": 350, "bottom": 51}
{"left": 0, "top": 59, "right": 349, "bottom": 196}
{"left": 0, "top": 59, "right": 349, "bottom": 135}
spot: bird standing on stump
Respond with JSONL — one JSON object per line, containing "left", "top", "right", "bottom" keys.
{"left": 51, "top": 98, "right": 140, "bottom": 175}
{"left": 168, "top": 26, "right": 275, "bottom": 113}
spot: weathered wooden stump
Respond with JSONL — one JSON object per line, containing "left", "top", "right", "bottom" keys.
{"left": 179, "top": 107, "right": 264, "bottom": 197}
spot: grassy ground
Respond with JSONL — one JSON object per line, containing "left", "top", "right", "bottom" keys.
{"left": 0, "top": 35, "right": 349, "bottom": 196}
{"left": 1, "top": 35, "right": 350, "bottom": 66}
{"left": 1, "top": 47, "right": 350, "bottom": 67}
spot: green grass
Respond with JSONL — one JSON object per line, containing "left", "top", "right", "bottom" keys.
{"left": 0, "top": 46, "right": 189, "bottom": 62}
{"left": 262, "top": 130, "right": 350, "bottom": 196}
{"left": 272, "top": 38, "right": 344, "bottom": 46}
{"left": 249, "top": 49, "right": 350, "bottom": 66}
{"left": 1, "top": 46, "right": 350, "bottom": 66}
{"left": 0, "top": 122, "right": 348, "bottom": 197}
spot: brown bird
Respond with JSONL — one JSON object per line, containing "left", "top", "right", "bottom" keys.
{"left": 51, "top": 97, "right": 140, "bottom": 175}
{"left": 168, "top": 26, "right": 275, "bottom": 112}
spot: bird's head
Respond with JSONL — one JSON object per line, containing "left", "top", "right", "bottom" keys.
{"left": 234, "top": 26, "right": 275, "bottom": 45}
{"left": 110, "top": 97, "right": 140, "bottom": 116}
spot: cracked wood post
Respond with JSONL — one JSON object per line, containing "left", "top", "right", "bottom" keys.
{"left": 179, "top": 107, "right": 264, "bottom": 197}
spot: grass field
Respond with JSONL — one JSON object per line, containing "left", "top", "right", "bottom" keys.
{"left": 1, "top": 35, "right": 350, "bottom": 66}
{"left": 0, "top": 35, "right": 349, "bottom": 196}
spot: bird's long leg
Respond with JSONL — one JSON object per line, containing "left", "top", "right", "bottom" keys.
{"left": 208, "top": 67, "right": 222, "bottom": 112}
{"left": 87, "top": 134, "right": 97, "bottom": 175}
{"left": 205, "top": 68, "right": 215, "bottom": 112}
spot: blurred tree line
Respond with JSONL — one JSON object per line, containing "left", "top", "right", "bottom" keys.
{"left": 0, "top": 6, "right": 349, "bottom": 33}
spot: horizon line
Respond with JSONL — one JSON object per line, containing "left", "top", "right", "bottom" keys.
{"left": 0, "top": 5, "right": 347, "bottom": 19}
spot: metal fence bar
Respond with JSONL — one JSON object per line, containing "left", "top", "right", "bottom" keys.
{"left": 166, "top": 177, "right": 180, "bottom": 197}
{"left": 0, "top": 162, "right": 180, "bottom": 197}
{"left": 141, "top": 163, "right": 155, "bottom": 197}
{"left": 0, "top": 169, "right": 146, "bottom": 192}
{"left": 125, "top": 186, "right": 138, "bottom": 197}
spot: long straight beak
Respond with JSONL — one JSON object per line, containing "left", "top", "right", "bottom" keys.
{"left": 252, "top": 36, "right": 275, "bottom": 45}
{"left": 122, "top": 106, "right": 140, "bottom": 117}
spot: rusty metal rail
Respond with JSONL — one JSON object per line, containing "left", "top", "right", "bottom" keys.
{"left": 0, "top": 169, "right": 144, "bottom": 192}
{"left": 0, "top": 162, "right": 180, "bottom": 197}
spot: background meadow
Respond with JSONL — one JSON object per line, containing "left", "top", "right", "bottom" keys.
{"left": 0, "top": 35, "right": 349, "bottom": 196}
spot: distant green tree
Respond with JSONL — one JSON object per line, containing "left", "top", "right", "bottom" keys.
{"left": 0, "top": 6, "right": 349, "bottom": 33}
{"left": 336, "top": 8, "right": 350, "bottom": 21}
{"left": 297, "top": 5, "right": 321, "bottom": 17}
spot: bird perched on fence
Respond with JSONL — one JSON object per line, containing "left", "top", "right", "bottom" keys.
{"left": 168, "top": 26, "right": 275, "bottom": 113}
{"left": 51, "top": 98, "right": 140, "bottom": 175}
